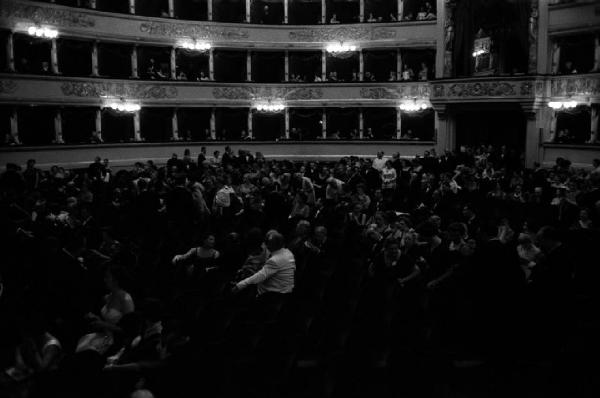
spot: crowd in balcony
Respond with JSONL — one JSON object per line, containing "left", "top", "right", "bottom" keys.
{"left": 0, "top": 143, "right": 599, "bottom": 397}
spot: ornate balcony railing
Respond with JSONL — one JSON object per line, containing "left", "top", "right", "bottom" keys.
{"left": 0, "top": 0, "right": 437, "bottom": 49}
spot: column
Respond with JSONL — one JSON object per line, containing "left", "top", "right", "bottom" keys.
{"left": 10, "top": 108, "right": 20, "bottom": 145}
{"left": 91, "top": 41, "right": 99, "bottom": 76}
{"left": 525, "top": 111, "right": 542, "bottom": 168}
{"left": 89, "top": 0, "right": 96, "bottom": 9}
{"left": 398, "top": 0, "right": 404, "bottom": 21}
{"left": 168, "top": 0, "right": 175, "bottom": 18}
{"left": 321, "top": 50, "right": 327, "bottom": 81}
{"left": 207, "top": 0, "right": 213, "bottom": 21}
{"left": 285, "top": 108, "right": 290, "bottom": 139}
{"left": 247, "top": 110, "right": 253, "bottom": 139}
{"left": 549, "top": 108, "right": 557, "bottom": 142}
{"left": 6, "top": 32, "right": 15, "bottom": 72}
{"left": 360, "top": 0, "right": 365, "bottom": 22}
{"left": 359, "top": 109, "right": 364, "bottom": 139}
{"left": 130, "top": 46, "right": 138, "bottom": 78}
{"left": 359, "top": 50, "right": 364, "bottom": 81}
{"left": 54, "top": 109, "right": 64, "bottom": 144}
{"left": 284, "top": 51, "right": 290, "bottom": 82}
{"left": 129, "top": 0, "right": 135, "bottom": 14}
{"left": 246, "top": 0, "right": 251, "bottom": 23}
{"left": 284, "top": 0, "right": 289, "bottom": 23}
{"left": 51, "top": 39, "right": 59, "bottom": 74}
{"left": 589, "top": 105, "right": 598, "bottom": 143}
{"left": 550, "top": 41, "right": 561, "bottom": 75}
{"left": 537, "top": 0, "right": 549, "bottom": 74}
{"left": 172, "top": 109, "right": 180, "bottom": 140}
{"left": 396, "top": 49, "right": 402, "bottom": 80}
{"left": 246, "top": 51, "right": 252, "bottom": 81}
{"left": 133, "top": 111, "right": 141, "bottom": 141}
{"left": 438, "top": 0, "right": 454, "bottom": 78}
{"left": 321, "top": 0, "right": 326, "bottom": 24}
{"left": 396, "top": 108, "right": 402, "bottom": 139}
{"left": 209, "top": 48, "right": 215, "bottom": 80}
{"left": 527, "top": 0, "right": 539, "bottom": 74}
{"left": 434, "top": 108, "right": 456, "bottom": 154}
{"left": 170, "top": 47, "right": 177, "bottom": 80}
{"left": 322, "top": 109, "right": 327, "bottom": 138}
{"left": 210, "top": 108, "right": 216, "bottom": 139}
{"left": 95, "top": 108, "right": 102, "bottom": 140}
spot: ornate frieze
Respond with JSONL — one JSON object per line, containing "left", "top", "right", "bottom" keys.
{"left": 432, "top": 81, "right": 520, "bottom": 98}
{"left": 0, "top": 80, "right": 17, "bottom": 94}
{"left": 61, "top": 82, "right": 177, "bottom": 99}
{"left": 550, "top": 75, "right": 600, "bottom": 97}
{"left": 359, "top": 85, "right": 431, "bottom": 100}
{"left": 0, "top": 0, "right": 95, "bottom": 28}
{"left": 212, "top": 87, "right": 323, "bottom": 101}
{"left": 140, "top": 22, "right": 249, "bottom": 40}
{"left": 288, "top": 26, "right": 396, "bottom": 42}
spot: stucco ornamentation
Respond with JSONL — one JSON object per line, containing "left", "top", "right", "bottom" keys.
{"left": 0, "top": 1, "right": 95, "bottom": 28}
{"left": 61, "top": 82, "right": 177, "bottom": 99}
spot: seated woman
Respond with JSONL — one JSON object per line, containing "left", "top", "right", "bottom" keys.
{"left": 77, "top": 266, "right": 135, "bottom": 355}
{"left": 172, "top": 233, "right": 220, "bottom": 278}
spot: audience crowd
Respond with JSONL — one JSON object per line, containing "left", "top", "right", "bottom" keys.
{"left": 0, "top": 145, "right": 599, "bottom": 397}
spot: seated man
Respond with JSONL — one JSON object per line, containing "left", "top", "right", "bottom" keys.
{"left": 232, "top": 231, "right": 295, "bottom": 296}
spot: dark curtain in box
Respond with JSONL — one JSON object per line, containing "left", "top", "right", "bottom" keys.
{"left": 96, "top": 0, "right": 129, "bottom": 13}
{"left": 455, "top": 108, "right": 524, "bottom": 149}
{"left": 364, "top": 50, "right": 396, "bottom": 81}
{"left": 175, "top": 0, "right": 208, "bottom": 20}
{"left": 101, "top": 111, "right": 134, "bottom": 143}
{"left": 177, "top": 108, "right": 211, "bottom": 141}
{"left": 556, "top": 107, "right": 591, "bottom": 144}
{"left": 62, "top": 107, "right": 96, "bottom": 144}
{"left": 0, "top": 32, "right": 8, "bottom": 72}
{"left": 365, "top": 0, "right": 397, "bottom": 22}
{"left": 176, "top": 49, "right": 209, "bottom": 81}
{"left": 58, "top": 39, "right": 92, "bottom": 77}
{"left": 215, "top": 108, "right": 247, "bottom": 140}
{"left": 138, "top": 46, "right": 171, "bottom": 80}
{"left": 327, "top": 53, "right": 359, "bottom": 81}
{"left": 252, "top": 0, "right": 284, "bottom": 24}
{"left": 453, "top": 0, "right": 528, "bottom": 77}
{"left": 214, "top": 50, "right": 247, "bottom": 82}
{"left": 289, "top": 0, "right": 321, "bottom": 24}
{"left": 141, "top": 108, "right": 172, "bottom": 142}
{"left": 136, "top": 0, "right": 169, "bottom": 17}
{"left": 326, "top": 108, "right": 359, "bottom": 138}
{"left": 401, "top": 108, "right": 434, "bottom": 140}
{"left": 364, "top": 108, "right": 396, "bottom": 139}
{"left": 252, "top": 51, "right": 285, "bottom": 82}
{"left": 18, "top": 106, "right": 55, "bottom": 146}
{"left": 55, "top": 0, "right": 86, "bottom": 7}
{"left": 327, "top": 0, "right": 360, "bottom": 23}
{"left": 214, "top": 0, "right": 245, "bottom": 22}
{"left": 559, "top": 35, "right": 595, "bottom": 74}
{"left": 289, "top": 51, "right": 321, "bottom": 81}
{"left": 402, "top": 49, "right": 435, "bottom": 80}
{"left": 98, "top": 43, "right": 132, "bottom": 79}
{"left": 253, "top": 112, "right": 284, "bottom": 141}
{"left": 290, "top": 108, "right": 322, "bottom": 140}
{"left": 0, "top": 106, "right": 13, "bottom": 142}
{"left": 14, "top": 34, "right": 51, "bottom": 74}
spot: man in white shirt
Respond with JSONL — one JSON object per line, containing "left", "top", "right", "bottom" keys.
{"left": 233, "top": 231, "right": 295, "bottom": 296}
{"left": 372, "top": 151, "right": 386, "bottom": 171}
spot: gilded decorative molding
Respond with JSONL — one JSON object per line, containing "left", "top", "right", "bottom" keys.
{"left": 0, "top": 80, "right": 17, "bottom": 94}
{"left": 0, "top": 0, "right": 95, "bottom": 28}
{"left": 550, "top": 76, "right": 600, "bottom": 97}
{"left": 212, "top": 87, "right": 322, "bottom": 100}
{"left": 288, "top": 26, "right": 396, "bottom": 42}
{"left": 140, "top": 22, "right": 249, "bottom": 40}
{"left": 360, "top": 85, "right": 431, "bottom": 100}
{"left": 432, "top": 81, "right": 518, "bottom": 98}
{"left": 60, "top": 82, "right": 177, "bottom": 99}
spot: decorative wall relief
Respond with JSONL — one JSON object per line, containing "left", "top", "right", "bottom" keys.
{"left": 0, "top": 80, "right": 17, "bottom": 94}
{"left": 60, "top": 82, "right": 177, "bottom": 99}
{"left": 359, "top": 85, "right": 431, "bottom": 100}
{"left": 289, "top": 26, "right": 396, "bottom": 42}
{"left": 550, "top": 76, "right": 600, "bottom": 97}
{"left": 212, "top": 86, "right": 323, "bottom": 101}
{"left": 431, "top": 81, "right": 518, "bottom": 98}
{"left": 528, "top": 0, "right": 539, "bottom": 74}
{"left": 0, "top": 0, "right": 95, "bottom": 28}
{"left": 443, "top": 0, "right": 456, "bottom": 77}
{"left": 140, "top": 22, "right": 249, "bottom": 40}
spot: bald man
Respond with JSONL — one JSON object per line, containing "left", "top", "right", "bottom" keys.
{"left": 233, "top": 231, "right": 295, "bottom": 296}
